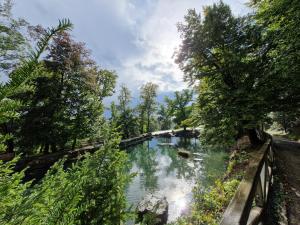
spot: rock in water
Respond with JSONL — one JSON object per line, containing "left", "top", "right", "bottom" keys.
{"left": 177, "top": 149, "right": 191, "bottom": 158}
{"left": 157, "top": 143, "right": 175, "bottom": 146}
{"left": 136, "top": 193, "right": 168, "bottom": 225}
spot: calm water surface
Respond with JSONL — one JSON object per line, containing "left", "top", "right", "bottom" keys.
{"left": 125, "top": 137, "right": 228, "bottom": 223}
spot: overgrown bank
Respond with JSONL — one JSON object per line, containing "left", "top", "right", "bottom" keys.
{"left": 169, "top": 149, "right": 250, "bottom": 225}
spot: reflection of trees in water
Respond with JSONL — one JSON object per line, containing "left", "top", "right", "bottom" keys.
{"left": 174, "top": 137, "right": 201, "bottom": 153}
{"left": 128, "top": 141, "right": 158, "bottom": 191}
{"left": 198, "top": 149, "right": 227, "bottom": 188}
{"left": 126, "top": 137, "right": 227, "bottom": 191}
{"left": 159, "top": 145, "right": 196, "bottom": 180}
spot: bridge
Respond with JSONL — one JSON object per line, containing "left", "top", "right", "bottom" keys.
{"left": 220, "top": 136, "right": 300, "bottom": 225}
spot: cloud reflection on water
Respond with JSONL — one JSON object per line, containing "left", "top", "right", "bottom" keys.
{"left": 126, "top": 137, "right": 227, "bottom": 223}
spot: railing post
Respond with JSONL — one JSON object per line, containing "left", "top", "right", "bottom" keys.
{"left": 220, "top": 139, "right": 273, "bottom": 225}
{"left": 255, "top": 177, "right": 264, "bottom": 207}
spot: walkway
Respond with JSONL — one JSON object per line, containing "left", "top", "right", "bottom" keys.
{"left": 274, "top": 137, "right": 300, "bottom": 225}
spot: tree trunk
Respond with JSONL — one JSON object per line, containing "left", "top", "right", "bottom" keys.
{"left": 147, "top": 113, "right": 150, "bottom": 133}
{"left": 140, "top": 117, "right": 144, "bottom": 134}
{"left": 6, "top": 139, "right": 14, "bottom": 153}
{"left": 72, "top": 137, "right": 77, "bottom": 150}
{"left": 51, "top": 144, "right": 57, "bottom": 153}
{"left": 247, "top": 128, "right": 263, "bottom": 147}
{"left": 44, "top": 143, "right": 50, "bottom": 154}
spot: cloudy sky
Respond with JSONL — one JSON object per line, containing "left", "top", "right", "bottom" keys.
{"left": 12, "top": 0, "right": 250, "bottom": 102}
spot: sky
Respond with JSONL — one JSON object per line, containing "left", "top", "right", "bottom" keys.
{"left": 11, "top": 0, "right": 250, "bottom": 104}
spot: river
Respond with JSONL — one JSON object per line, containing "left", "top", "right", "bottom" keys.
{"left": 125, "top": 136, "right": 227, "bottom": 223}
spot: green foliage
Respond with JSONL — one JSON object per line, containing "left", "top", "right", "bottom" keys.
{"left": 110, "top": 84, "right": 140, "bottom": 139}
{"left": 14, "top": 30, "right": 111, "bottom": 153}
{"left": 0, "top": 8, "right": 131, "bottom": 224}
{"left": 254, "top": 0, "right": 300, "bottom": 113}
{"left": 140, "top": 212, "right": 161, "bottom": 225}
{"left": 96, "top": 69, "right": 117, "bottom": 101}
{"left": 0, "top": 127, "right": 132, "bottom": 225}
{"left": 171, "top": 179, "right": 239, "bottom": 225}
{"left": 139, "top": 82, "right": 158, "bottom": 133}
{"left": 0, "top": 13, "right": 72, "bottom": 153}
{"left": 253, "top": 0, "right": 300, "bottom": 134}
{"left": 176, "top": 0, "right": 297, "bottom": 146}
{"left": 0, "top": 156, "right": 31, "bottom": 219}
{"left": 165, "top": 89, "right": 193, "bottom": 130}
{"left": 0, "top": 0, "right": 28, "bottom": 74}
{"left": 157, "top": 103, "right": 172, "bottom": 130}
{"left": 271, "top": 111, "right": 299, "bottom": 133}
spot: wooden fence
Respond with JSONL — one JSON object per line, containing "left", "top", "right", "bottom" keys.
{"left": 220, "top": 138, "right": 274, "bottom": 225}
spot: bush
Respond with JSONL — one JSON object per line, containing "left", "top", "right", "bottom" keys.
{"left": 0, "top": 127, "right": 132, "bottom": 225}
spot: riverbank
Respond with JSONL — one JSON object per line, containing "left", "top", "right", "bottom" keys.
{"left": 0, "top": 128, "right": 199, "bottom": 181}
{"left": 171, "top": 148, "right": 251, "bottom": 225}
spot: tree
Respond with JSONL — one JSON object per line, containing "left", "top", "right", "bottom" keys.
{"left": 157, "top": 103, "right": 172, "bottom": 130}
{"left": 139, "top": 82, "right": 158, "bottom": 133}
{"left": 0, "top": 0, "right": 28, "bottom": 74}
{"left": 253, "top": 0, "right": 300, "bottom": 129}
{"left": 96, "top": 69, "right": 117, "bottom": 101}
{"left": 176, "top": 1, "right": 271, "bottom": 146}
{"left": 114, "top": 84, "right": 138, "bottom": 138}
{"left": 0, "top": 16, "right": 132, "bottom": 224}
{"left": 166, "top": 89, "right": 193, "bottom": 131}
{"left": 0, "top": 18, "right": 73, "bottom": 153}
{"left": 18, "top": 31, "right": 110, "bottom": 153}
{"left": 109, "top": 101, "right": 118, "bottom": 126}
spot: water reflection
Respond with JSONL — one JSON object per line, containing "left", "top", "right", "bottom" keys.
{"left": 126, "top": 137, "right": 227, "bottom": 223}
{"left": 128, "top": 142, "right": 158, "bottom": 191}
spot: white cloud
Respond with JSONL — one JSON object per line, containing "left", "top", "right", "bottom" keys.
{"left": 116, "top": 0, "right": 250, "bottom": 94}
{"left": 11, "top": 0, "right": 251, "bottom": 100}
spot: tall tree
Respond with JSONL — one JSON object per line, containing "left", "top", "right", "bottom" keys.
{"left": 18, "top": 31, "right": 113, "bottom": 153}
{"left": 157, "top": 103, "right": 172, "bottom": 130}
{"left": 115, "top": 84, "right": 138, "bottom": 138}
{"left": 139, "top": 82, "right": 158, "bottom": 133}
{"left": 0, "top": 0, "right": 28, "bottom": 75}
{"left": 0, "top": 16, "right": 132, "bottom": 224}
{"left": 253, "top": 0, "right": 300, "bottom": 130}
{"left": 165, "top": 89, "right": 193, "bottom": 131}
{"left": 95, "top": 69, "right": 117, "bottom": 101}
{"left": 0, "top": 18, "right": 73, "bottom": 153}
{"left": 176, "top": 1, "right": 271, "bottom": 146}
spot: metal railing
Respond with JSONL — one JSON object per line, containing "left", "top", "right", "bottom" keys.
{"left": 220, "top": 138, "right": 274, "bottom": 225}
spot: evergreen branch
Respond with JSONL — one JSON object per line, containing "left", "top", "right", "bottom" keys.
{"left": 1, "top": 19, "right": 73, "bottom": 100}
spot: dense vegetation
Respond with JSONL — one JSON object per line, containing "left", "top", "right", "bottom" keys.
{"left": 109, "top": 84, "right": 194, "bottom": 139}
{"left": 176, "top": 0, "right": 300, "bottom": 147}
{"left": 0, "top": 1, "right": 192, "bottom": 224}
{"left": 171, "top": 0, "right": 300, "bottom": 224}
{"left": 0, "top": 1, "right": 130, "bottom": 224}
{"left": 0, "top": 0, "right": 299, "bottom": 224}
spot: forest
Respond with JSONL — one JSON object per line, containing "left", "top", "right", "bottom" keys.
{"left": 0, "top": 0, "right": 299, "bottom": 224}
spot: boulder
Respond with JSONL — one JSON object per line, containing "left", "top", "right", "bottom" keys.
{"left": 136, "top": 193, "right": 168, "bottom": 225}
{"left": 177, "top": 149, "right": 191, "bottom": 158}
